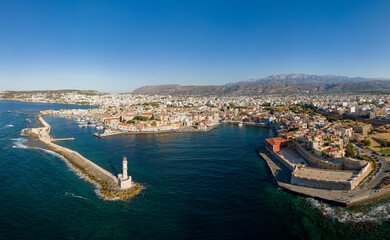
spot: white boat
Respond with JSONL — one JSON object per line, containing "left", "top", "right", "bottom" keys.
{"left": 96, "top": 126, "right": 104, "bottom": 130}
{"left": 238, "top": 122, "right": 243, "bottom": 127}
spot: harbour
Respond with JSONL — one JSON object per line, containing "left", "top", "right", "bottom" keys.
{"left": 3, "top": 100, "right": 390, "bottom": 239}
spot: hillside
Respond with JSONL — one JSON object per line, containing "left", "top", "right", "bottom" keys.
{"left": 133, "top": 74, "right": 390, "bottom": 95}
{"left": 226, "top": 73, "right": 384, "bottom": 85}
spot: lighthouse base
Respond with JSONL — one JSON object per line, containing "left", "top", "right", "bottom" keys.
{"left": 118, "top": 174, "right": 133, "bottom": 189}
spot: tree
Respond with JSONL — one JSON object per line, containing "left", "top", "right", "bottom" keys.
{"left": 133, "top": 116, "right": 149, "bottom": 121}
{"left": 361, "top": 139, "right": 371, "bottom": 147}
{"left": 345, "top": 143, "right": 355, "bottom": 158}
{"left": 381, "top": 142, "right": 389, "bottom": 148}
{"left": 326, "top": 116, "right": 338, "bottom": 122}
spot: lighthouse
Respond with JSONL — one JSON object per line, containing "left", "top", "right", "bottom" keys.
{"left": 122, "top": 156, "right": 128, "bottom": 180}
{"left": 118, "top": 156, "right": 132, "bottom": 189}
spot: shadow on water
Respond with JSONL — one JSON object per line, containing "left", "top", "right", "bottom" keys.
{"left": 107, "top": 158, "right": 119, "bottom": 176}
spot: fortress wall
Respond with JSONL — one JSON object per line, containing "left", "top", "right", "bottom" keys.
{"left": 290, "top": 174, "right": 352, "bottom": 190}
{"left": 350, "top": 163, "right": 373, "bottom": 189}
{"left": 343, "top": 158, "right": 367, "bottom": 171}
{"left": 295, "top": 143, "right": 343, "bottom": 170}
{"left": 266, "top": 147, "right": 294, "bottom": 171}
{"left": 290, "top": 160, "right": 372, "bottom": 191}
{"left": 265, "top": 147, "right": 295, "bottom": 171}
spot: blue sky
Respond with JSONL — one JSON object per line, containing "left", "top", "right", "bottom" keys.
{"left": 0, "top": 0, "right": 389, "bottom": 92}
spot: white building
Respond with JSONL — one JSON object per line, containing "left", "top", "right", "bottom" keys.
{"left": 118, "top": 156, "right": 132, "bottom": 189}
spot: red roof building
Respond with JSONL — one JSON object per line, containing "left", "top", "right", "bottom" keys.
{"left": 265, "top": 137, "right": 288, "bottom": 152}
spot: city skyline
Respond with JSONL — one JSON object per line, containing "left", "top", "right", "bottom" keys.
{"left": 1, "top": 0, "right": 389, "bottom": 92}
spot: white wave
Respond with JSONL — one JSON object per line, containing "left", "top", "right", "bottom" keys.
{"left": 64, "top": 192, "right": 87, "bottom": 200}
{"left": 94, "top": 188, "right": 119, "bottom": 201}
{"left": 11, "top": 137, "right": 28, "bottom": 149}
{"left": 20, "top": 128, "right": 28, "bottom": 136}
{"left": 307, "top": 198, "right": 390, "bottom": 223}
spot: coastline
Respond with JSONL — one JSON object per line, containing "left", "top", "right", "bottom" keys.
{"left": 25, "top": 115, "right": 142, "bottom": 200}
{"left": 95, "top": 123, "right": 222, "bottom": 138}
{"left": 0, "top": 98, "right": 98, "bottom": 107}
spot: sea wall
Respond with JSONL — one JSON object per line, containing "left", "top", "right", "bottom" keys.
{"left": 32, "top": 116, "right": 118, "bottom": 186}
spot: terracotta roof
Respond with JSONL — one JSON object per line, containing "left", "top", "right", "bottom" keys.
{"left": 265, "top": 137, "right": 288, "bottom": 145}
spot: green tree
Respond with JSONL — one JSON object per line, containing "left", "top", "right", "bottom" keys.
{"left": 326, "top": 116, "right": 338, "bottom": 122}
{"left": 133, "top": 116, "right": 149, "bottom": 121}
{"left": 361, "top": 139, "right": 371, "bottom": 147}
{"left": 345, "top": 143, "right": 355, "bottom": 158}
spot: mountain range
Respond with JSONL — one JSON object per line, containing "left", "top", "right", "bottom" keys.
{"left": 133, "top": 74, "right": 390, "bottom": 95}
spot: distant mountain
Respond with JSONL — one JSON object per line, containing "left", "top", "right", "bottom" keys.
{"left": 226, "top": 74, "right": 386, "bottom": 85}
{"left": 133, "top": 74, "right": 390, "bottom": 95}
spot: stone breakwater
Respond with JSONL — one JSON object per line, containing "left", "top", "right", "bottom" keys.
{"left": 25, "top": 115, "right": 142, "bottom": 200}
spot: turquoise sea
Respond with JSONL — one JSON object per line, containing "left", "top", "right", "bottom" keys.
{"left": 1, "top": 100, "right": 390, "bottom": 240}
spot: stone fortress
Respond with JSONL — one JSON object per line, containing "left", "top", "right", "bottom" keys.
{"left": 265, "top": 137, "right": 372, "bottom": 191}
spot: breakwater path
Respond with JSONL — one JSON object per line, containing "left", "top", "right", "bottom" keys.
{"left": 26, "top": 115, "right": 142, "bottom": 199}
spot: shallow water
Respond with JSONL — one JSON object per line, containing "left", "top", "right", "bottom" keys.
{"left": 1, "top": 100, "right": 390, "bottom": 239}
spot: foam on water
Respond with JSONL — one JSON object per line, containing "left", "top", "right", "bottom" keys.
{"left": 94, "top": 188, "right": 120, "bottom": 201}
{"left": 20, "top": 128, "right": 28, "bottom": 136}
{"left": 64, "top": 192, "right": 87, "bottom": 200}
{"left": 307, "top": 198, "right": 390, "bottom": 223}
{"left": 11, "top": 137, "right": 28, "bottom": 149}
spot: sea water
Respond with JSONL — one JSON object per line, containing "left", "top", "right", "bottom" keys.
{"left": 1, "top": 100, "right": 390, "bottom": 240}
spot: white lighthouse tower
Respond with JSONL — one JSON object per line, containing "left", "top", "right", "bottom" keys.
{"left": 118, "top": 156, "right": 132, "bottom": 189}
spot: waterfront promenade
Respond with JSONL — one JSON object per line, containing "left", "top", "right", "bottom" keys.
{"left": 26, "top": 115, "right": 142, "bottom": 199}
{"left": 257, "top": 146, "right": 390, "bottom": 206}
{"left": 95, "top": 123, "right": 221, "bottom": 138}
